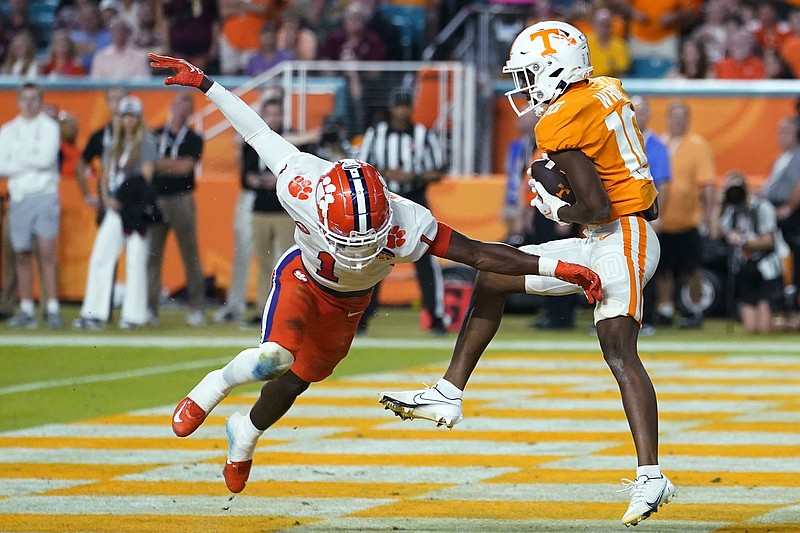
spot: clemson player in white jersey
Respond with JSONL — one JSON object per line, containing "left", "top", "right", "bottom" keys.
{"left": 379, "top": 21, "right": 674, "bottom": 526}
{"left": 148, "top": 53, "right": 604, "bottom": 495}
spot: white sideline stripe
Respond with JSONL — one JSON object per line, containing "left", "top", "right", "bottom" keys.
{"left": 1, "top": 423, "right": 344, "bottom": 441}
{"left": 263, "top": 438, "right": 614, "bottom": 457}
{"left": 747, "top": 505, "right": 800, "bottom": 524}
{"left": 660, "top": 431, "right": 800, "bottom": 446}
{"left": 118, "top": 464, "right": 515, "bottom": 484}
{"left": 0, "top": 495, "right": 390, "bottom": 518}
{"left": 292, "top": 518, "right": 727, "bottom": 533}
{"left": 735, "top": 412, "right": 800, "bottom": 423}
{"left": 542, "top": 455, "right": 800, "bottom": 473}
{"left": 483, "top": 397, "right": 777, "bottom": 413}
{"left": 0, "top": 448, "right": 222, "bottom": 465}
{"left": 0, "top": 479, "right": 88, "bottom": 497}
{"left": 424, "top": 483, "right": 800, "bottom": 505}
{"left": 0, "top": 356, "right": 231, "bottom": 395}
{"left": 4, "top": 335, "right": 800, "bottom": 353}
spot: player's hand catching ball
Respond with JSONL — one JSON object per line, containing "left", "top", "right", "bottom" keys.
{"left": 530, "top": 179, "right": 570, "bottom": 226}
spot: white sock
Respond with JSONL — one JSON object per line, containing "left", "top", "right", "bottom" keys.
{"left": 46, "top": 299, "right": 60, "bottom": 314}
{"left": 435, "top": 378, "right": 463, "bottom": 399}
{"left": 636, "top": 464, "right": 661, "bottom": 479}
{"left": 20, "top": 300, "right": 34, "bottom": 315}
{"left": 188, "top": 348, "right": 264, "bottom": 412}
{"left": 228, "top": 411, "right": 264, "bottom": 462}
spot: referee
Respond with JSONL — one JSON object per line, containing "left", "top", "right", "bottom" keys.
{"left": 358, "top": 87, "right": 447, "bottom": 334}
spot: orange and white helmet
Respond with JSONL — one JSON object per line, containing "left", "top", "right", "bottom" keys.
{"left": 503, "top": 21, "right": 592, "bottom": 117}
{"left": 315, "top": 159, "right": 393, "bottom": 270}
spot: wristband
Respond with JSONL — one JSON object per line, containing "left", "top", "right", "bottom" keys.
{"left": 538, "top": 257, "right": 558, "bottom": 277}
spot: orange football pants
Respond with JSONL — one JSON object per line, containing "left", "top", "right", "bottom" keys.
{"left": 259, "top": 246, "right": 373, "bottom": 382}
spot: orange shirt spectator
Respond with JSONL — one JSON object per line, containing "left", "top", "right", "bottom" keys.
{"left": 219, "top": 0, "right": 289, "bottom": 74}
{"left": 780, "top": 10, "right": 800, "bottom": 77}
{"left": 627, "top": 0, "right": 701, "bottom": 43}
{"left": 715, "top": 28, "right": 766, "bottom": 79}
{"left": 41, "top": 29, "right": 86, "bottom": 77}
{"left": 749, "top": 2, "right": 791, "bottom": 51}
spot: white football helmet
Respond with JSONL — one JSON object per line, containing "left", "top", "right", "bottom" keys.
{"left": 503, "top": 21, "right": 593, "bottom": 117}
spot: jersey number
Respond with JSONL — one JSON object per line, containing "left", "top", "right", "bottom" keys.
{"left": 604, "top": 103, "right": 652, "bottom": 181}
{"left": 316, "top": 251, "right": 339, "bottom": 283}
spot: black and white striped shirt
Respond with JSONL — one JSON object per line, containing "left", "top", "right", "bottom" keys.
{"left": 358, "top": 121, "right": 445, "bottom": 205}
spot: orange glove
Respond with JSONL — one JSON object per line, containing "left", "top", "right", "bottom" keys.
{"left": 554, "top": 260, "right": 603, "bottom": 304}
{"left": 148, "top": 53, "right": 205, "bottom": 88}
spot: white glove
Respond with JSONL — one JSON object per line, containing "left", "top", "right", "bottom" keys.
{"left": 529, "top": 178, "right": 569, "bottom": 226}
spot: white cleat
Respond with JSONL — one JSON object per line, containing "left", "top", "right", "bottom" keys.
{"left": 379, "top": 384, "right": 463, "bottom": 428}
{"left": 619, "top": 474, "right": 676, "bottom": 527}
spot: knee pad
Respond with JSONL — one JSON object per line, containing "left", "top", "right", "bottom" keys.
{"left": 252, "top": 342, "right": 294, "bottom": 381}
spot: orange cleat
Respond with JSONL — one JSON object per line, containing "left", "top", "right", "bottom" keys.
{"left": 223, "top": 459, "right": 252, "bottom": 493}
{"left": 171, "top": 397, "right": 208, "bottom": 437}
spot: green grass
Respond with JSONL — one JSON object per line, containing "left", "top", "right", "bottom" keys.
{"left": 3, "top": 303, "right": 800, "bottom": 432}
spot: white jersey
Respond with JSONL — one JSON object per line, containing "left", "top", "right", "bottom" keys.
{"left": 205, "top": 82, "right": 441, "bottom": 292}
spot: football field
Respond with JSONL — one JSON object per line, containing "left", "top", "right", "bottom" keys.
{"left": 1, "top": 311, "right": 800, "bottom": 532}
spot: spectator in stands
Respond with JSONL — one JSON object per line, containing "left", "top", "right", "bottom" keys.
{"left": 760, "top": 115, "right": 800, "bottom": 326}
{"left": 133, "top": 0, "right": 167, "bottom": 55}
{"left": 668, "top": 36, "right": 714, "bottom": 79}
{"left": 245, "top": 21, "right": 294, "bottom": 77}
{"left": 764, "top": 48, "right": 794, "bottom": 79}
{"left": 781, "top": 9, "right": 800, "bottom": 78}
{"left": 360, "top": 0, "right": 403, "bottom": 61}
{"left": 41, "top": 29, "right": 86, "bottom": 77}
{"left": 117, "top": 0, "right": 142, "bottom": 36}
{"left": 71, "top": 3, "right": 112, "bottom": 72}
{"left": 715, "top": 28, "right": 766, "bottom": 79}
{"left": 631, "top": 95, "right": 671, "bottom": 336}
{"left": 714, "top": 171, "right": 784, "bottom": 334}
{"left": 318, "top": 1, "right": 387, "bottom": 136}
{"left": 218, "top": 0, "right": 287, "bottom": 75}
{"left": 76, "top": 86, "right": 128, "bottom": 211}
{"left": 162, "top": 0, "right": 219, "bottom": 72}
{"left": 301, "top": 0, "right": 339, "bottom": 45}
{"left": 0, "top": 83, "right": 62, "bottom": 329}
{"left": 357, "top": 87, "right": 447, "bottom": 335}
{"left": 692, "top": 0, "right": 736, "bottom": 65}
{"left": 73, "top": 96, "right": 158, "bottom": 330}
{"left": 244, "top": 98, "right": 297, "bottom": 325}
{"left": 0, "top": 15, "right": 10, "bottom": 66}
{"left": 90, "top": 17, "right": 151, "bottom": 80}
{"left": 585, "top": 7, "right": 630, "bottom": 77}
{"left": 0, "top": 30, "right": 37, "bottom": 78}
{"left": 749, "top": 2, "right": 790, "bottom": 53}
{"left": 58, "top": 111, "right": 81, "bottom": 179}
{"left": 7, "top": 0, "right": 45, "bottom": 49}
{"left": 655, "top": 100, "right": 716, "bottom": 329}
{"left": 147, "top": 93, "right": 206, "bottom": 326}
{"left": 621, "top": 0, "right": 700, "bottom": 67}
{"left": 277, "top": 9, "right": 318, "bottom": 61}
{"left": 305, "top": 114, "right": 353, "bottom": 162}
{"left": 99, "top": 0, "right": 122, "bottom": 28}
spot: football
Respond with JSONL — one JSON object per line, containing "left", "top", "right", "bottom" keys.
{"left": 530, "top": 158, "right": 576, "bottom": 205}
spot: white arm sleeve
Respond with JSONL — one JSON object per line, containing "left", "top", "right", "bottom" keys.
{"left": 205, "top": 82, "right": 299, "bottom": 175}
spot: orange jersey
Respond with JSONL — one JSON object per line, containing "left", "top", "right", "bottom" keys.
{"left": 534, "top": 77, "right": 657, "bottom": 223}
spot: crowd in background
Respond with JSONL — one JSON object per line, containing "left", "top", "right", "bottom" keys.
{"left": 3, "top": 1, "right": 800, "bottom": 81}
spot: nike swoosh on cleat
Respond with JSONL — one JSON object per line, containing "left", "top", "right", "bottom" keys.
{"left": 644, "top": 482, "right": 668, "bottom": 509}
{"left": 173, "top": 400, "right": 188, "bottom": 423}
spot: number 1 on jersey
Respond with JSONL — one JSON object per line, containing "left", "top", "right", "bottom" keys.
{"left": 605, "top": 103, "right": 652, "bottom": 181}
{"left": 317, "top": 251, "right": 339, "bottom": 282}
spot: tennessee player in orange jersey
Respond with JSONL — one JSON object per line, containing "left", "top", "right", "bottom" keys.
{"left": 380, "top": 21, "right": 674, "bottom": 527}
{"left": 148, "top": 53, "right": 604, "bottom": 497}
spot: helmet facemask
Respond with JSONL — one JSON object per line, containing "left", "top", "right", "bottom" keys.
{"left": 315, "top": 160, "right": 393, "bottom": 270}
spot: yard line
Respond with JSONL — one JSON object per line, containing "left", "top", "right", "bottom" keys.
{"left": 0, "top": 356, "right": 231, "bottom": 395}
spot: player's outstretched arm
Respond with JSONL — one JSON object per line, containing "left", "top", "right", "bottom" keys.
{"left": 149, "top": 53, "right": 299, "bottom": 174}
{"left": 440, "top": 229, "right": 602, "bottom": 303}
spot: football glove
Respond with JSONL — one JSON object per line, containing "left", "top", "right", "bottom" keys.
{"left": 148, "top": 53, "right": 205, "bottom": 88}
{"left": 530, "top": 178, "right": 569, "bottom": 226}
{"left": 554, "top": 261, "right": 603, "bottom": 304}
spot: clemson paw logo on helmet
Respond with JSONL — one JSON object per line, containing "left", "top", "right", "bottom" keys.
{"left": 387, "top": 226, "right": 406, "bottom": 248}
{"left": 317, "top": 176, "right": 337, "bottom": 213}
{"left": 289, "top": 176, "right": 312, "bottom": 200}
